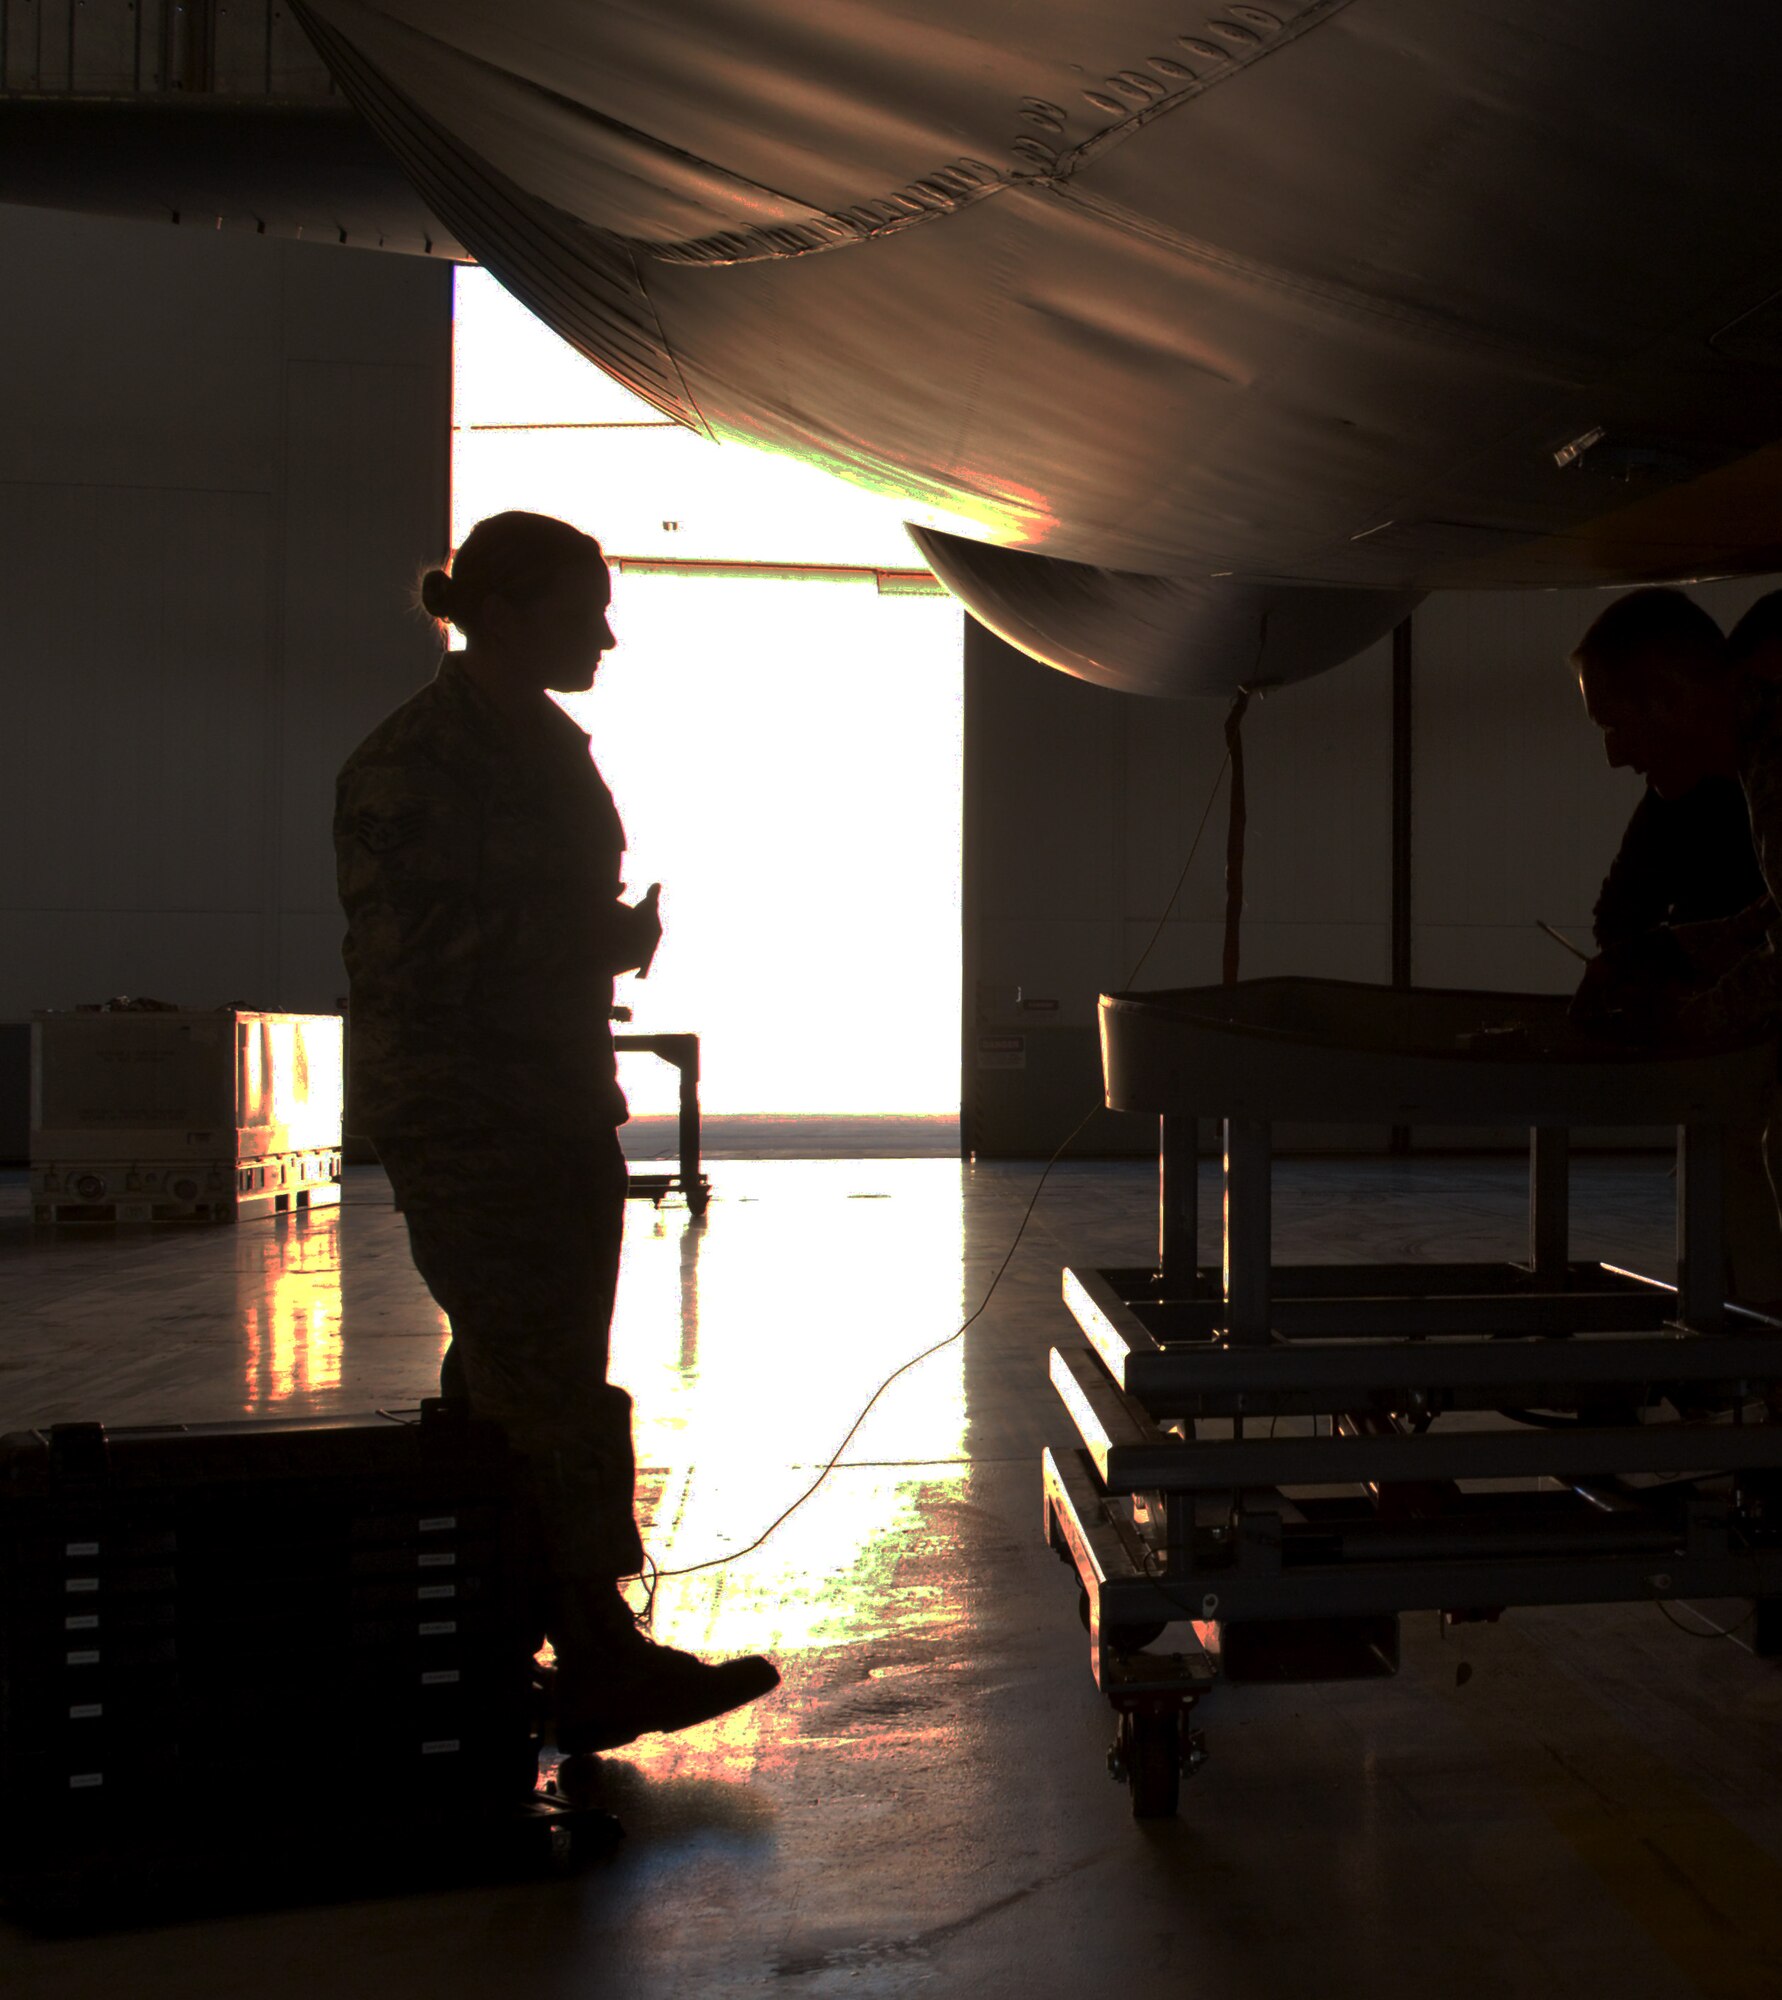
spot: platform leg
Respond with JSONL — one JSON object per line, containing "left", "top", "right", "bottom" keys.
{"left": 677, "top": 1038, "right": 702, "bottom": 1200}
{"left": 1222, "top": 1118, "right": 1272, "bottom": 1345}
{"left": 1528, "top": 1126, "right": 1570, "bottom": 1280}
{"left": 1160, "top": 1114, "right": 1198, "bottom": 1292}
{"left": 1677, "top": 1123, "right": 1727, "bottom": 1329}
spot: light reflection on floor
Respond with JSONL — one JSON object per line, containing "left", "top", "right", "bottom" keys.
{"left": 10, "top": 1155, "right": 1782, "bottom": 1997}
{"left": 614, "top": 1159, "right": 969, "bottom": 1671}
{"left": 237, "top": 1208, "right": 348, "bottom": 1410}
{"left": 116, "top": 1156, "right": 979, "bottom": 1730}
{"left": 615, "top": 1159, "right": 968, "bottom": 1461}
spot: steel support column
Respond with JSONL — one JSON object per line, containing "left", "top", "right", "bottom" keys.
{"left": 1223, "top": 1117, "right": 1272, "bottom": 1344}
{"left": 1677, "top": 1124, "right": 1727, "bottom": 1328}
{"left": 1388, "top": 616, "right": 1414, "bottom": 1155}
{"left": 1160, "top": 1113, "right": 1197, "bottom": 1291}
{"left": 1528, "top": 1125, "right": 1570, "bottom": 1278}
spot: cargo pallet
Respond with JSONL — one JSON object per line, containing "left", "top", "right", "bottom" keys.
{"left": 30, "top": 1009, "right": 345, "bottom": 1226}
{"left": 32, "top": 1146, "right": 342, "bottom": 1225}
{"left": 1047, "top": 980, "right": 1782, "bottom": 1818}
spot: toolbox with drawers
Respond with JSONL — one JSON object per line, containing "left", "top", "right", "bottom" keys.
{"left": 0, "top": 1402, "right": 557, "bottom": 1920}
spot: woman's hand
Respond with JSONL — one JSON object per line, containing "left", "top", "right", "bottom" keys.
{"left": 624, "top": 883, "right": 663, "bottom": 977}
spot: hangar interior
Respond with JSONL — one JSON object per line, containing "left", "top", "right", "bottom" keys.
{"left": 11, "top": 197, "right": 1782, "bottom": 1145}
{"left": 5, "top": 7, "right": 1782, "bottom": 1996}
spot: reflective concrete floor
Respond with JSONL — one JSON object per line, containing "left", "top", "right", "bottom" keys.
{"left": 3, "top": 1154, "right": 1782, "bottom": 1998}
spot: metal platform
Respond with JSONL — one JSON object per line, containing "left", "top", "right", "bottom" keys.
{"left": 1046, "top": 979, "right": 1782, "bottom": 1817}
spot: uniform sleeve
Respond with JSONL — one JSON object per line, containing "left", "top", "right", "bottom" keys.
{"left": 334, "top": 757, "right": 485, "bottom": 1008}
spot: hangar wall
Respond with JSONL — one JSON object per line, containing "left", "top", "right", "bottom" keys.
{"left": 965, "top": 570, "right": 1780, "bottom": 1157}
{"left": 964, "top": 617, "right": 1394, "bottom": 1156}
{"left": 0, "top": 203, "right": 451, "bottom": 1027}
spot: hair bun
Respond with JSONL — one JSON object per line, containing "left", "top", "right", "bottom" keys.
{"left": 419, "top": 568, "right": 456, "bottom": 621}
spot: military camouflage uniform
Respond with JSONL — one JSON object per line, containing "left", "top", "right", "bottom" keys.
{"left": 336, "top": 655, "right": 644, "bottom": 1583}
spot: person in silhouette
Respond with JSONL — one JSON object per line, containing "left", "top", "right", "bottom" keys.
{"left": 335, "top": 510, "right": 777, "bottom": 1774}
{"left": 1574, "top": 587, "right": 1782, "bottom": 1034}
{"left": 1589, "top": 595, "right": 1765, "bottom": 954}
{"left": 1573, "top": 585, "right": 1782, "bottom": 1306}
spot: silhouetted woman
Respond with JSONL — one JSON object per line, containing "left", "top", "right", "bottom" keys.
{"left": 335, "top": 510, "right": 776, "bottom": 1773}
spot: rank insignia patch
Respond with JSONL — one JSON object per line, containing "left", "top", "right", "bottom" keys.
{"left": 354, "top": 804, "right": 427, "bottom": 854}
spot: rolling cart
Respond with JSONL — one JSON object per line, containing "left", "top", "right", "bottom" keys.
{"left": 1045, "top": 979, "right": 1782, "bottom": 1816}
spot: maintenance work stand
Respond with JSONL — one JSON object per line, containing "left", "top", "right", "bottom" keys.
{"left": 1045, "top": 978, "right": 1782, "bottom": 1817}
{"left": 614, "top": 1030, "right": 711, "bottom": 1216}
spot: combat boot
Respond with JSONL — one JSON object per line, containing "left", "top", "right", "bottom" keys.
{"left": 549, "top": 1586, "right": 780, "bottom": 1755}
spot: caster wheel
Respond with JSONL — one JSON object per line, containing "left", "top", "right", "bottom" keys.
{"left": 1119, "top": 1707, "right": 1181, "bottom": 1819}
{"left": 1077, "top": 1587, "right": 1168, "bottom": 1654}
{"left": 549, "top": 1752, "right": 610, "bottom": 1813}
{"left": 559, "top": 1807, "right": 625, "bottom": 1865}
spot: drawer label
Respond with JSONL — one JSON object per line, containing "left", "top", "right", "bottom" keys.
{"left": 976, "top": 1035, "right": 1027, "bottom": 1070}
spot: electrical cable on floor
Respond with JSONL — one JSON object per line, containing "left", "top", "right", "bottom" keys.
{"left": 633, "top": 744, "right": 1237, "bottom": 1623}
{"left": 1652, "top": 1596, "right": 1757, "bottom": 1642}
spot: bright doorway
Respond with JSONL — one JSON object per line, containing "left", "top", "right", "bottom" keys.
{"left": 451, "top": 271, "right": 964, "bottom": 1143}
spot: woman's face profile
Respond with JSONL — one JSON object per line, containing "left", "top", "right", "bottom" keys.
{"left": 490, "top": 558, "right": 616, "bottom": 692}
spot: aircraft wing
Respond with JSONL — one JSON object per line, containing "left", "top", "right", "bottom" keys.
{"left": 252, "top": 3, "right": 1782, "bottom": 688}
